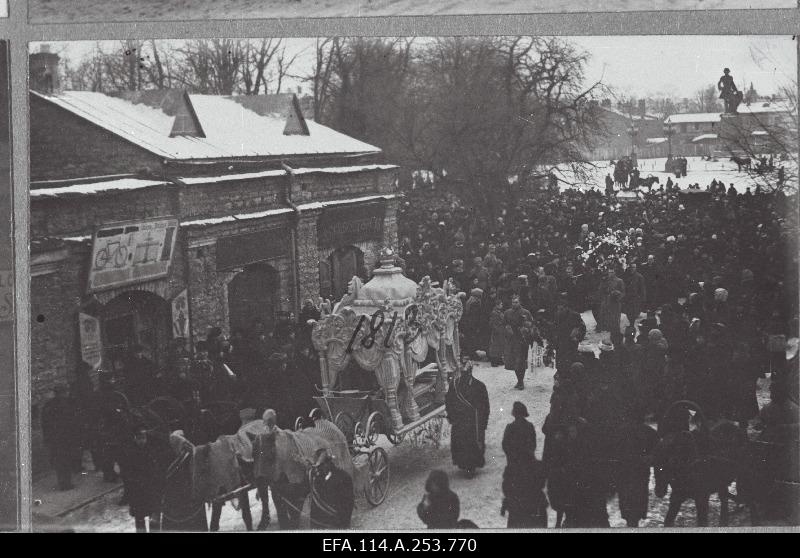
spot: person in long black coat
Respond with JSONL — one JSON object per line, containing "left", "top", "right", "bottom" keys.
{"left": 503, "top": 295, "right": 534, "bottom": 389}
{"left": 122, "top": 427, "right": 165, "bottom": 532}
{"left": 445, "top": 360, "right": 490, "bottom": 475}
{"left": 417, "top": 470, "right": 460, "bottom": 529}
{"left": 613, "top": 414, "right": 658, "bottom": 527}
{"left": 501, "top": 402, "right": 548, "bottom": 528}
{"left": 124, "top": 345, "right": 158, "bottom": 407}
{"left": 309, "top": 449, "right": 355, "bottom": 529}
{"left": 40, "top": 384, "right": 82, "bottom": 490}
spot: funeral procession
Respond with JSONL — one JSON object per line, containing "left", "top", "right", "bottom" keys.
{"left": 26, "top": 36, "right": 798, "bottom": 532}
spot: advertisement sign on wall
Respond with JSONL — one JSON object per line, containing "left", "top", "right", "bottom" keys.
{"left": 88, "top": 217, "right": 179, "bottom": 293}
{"left": 79, "top": 312, "right": 102, "bottom": 370}
{"left": 171, "top": 289, "right": 189, "bottom": 339}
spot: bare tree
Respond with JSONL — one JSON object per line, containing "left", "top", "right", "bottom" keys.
{"left": 694, "top": 84, "right": 720, "bottom": 113}
{"left": 241, "top": 39, "right": 281, "bottom": 95}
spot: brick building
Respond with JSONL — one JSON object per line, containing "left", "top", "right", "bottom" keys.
{"left": 29, "top": 57, "right": 400, "bottom": 462}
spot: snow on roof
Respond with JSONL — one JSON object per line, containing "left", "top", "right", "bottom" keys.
{"left": 665, "top": 113, "right": 722, "bottom": 125}
{"left": 296, "top": 194, "right": 398, "bottom": 212}
{"left": 646, "top": 137, "right": 668, "bottom": 144}
{"left": 181, "top": 193, "right": 399, "bottom": 228}
{"left": 30, "top": 177, "right": 168, "bottom": 198}
{"left": 751, "top": 130, "right": 769, "bottom": 136}
{"left": 181, "top": 207, "right": 295, "bottom": 228}
{"left": 692, "top": 134, "right": 719, "bottom": 142}
{"left": 33, "top": 90, "right": 382, "bottom": 161}
{"left": 601, "top": 107, "right": 661, "bottom": 121}
{"left": 178, "top": 164, "right": 399, "bottom": 186}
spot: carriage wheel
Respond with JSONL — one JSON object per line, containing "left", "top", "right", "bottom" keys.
{"left": 294, "top": 416, "right": 305, "bottom": 431}
{"left": 365, "top": 412, "right": 385, "bottom": 447}
{"left": 334, "top": 412, "right": 356, "bottom": 445}
{"left": 364, "top": 447, "right": 390, "bottom": 506}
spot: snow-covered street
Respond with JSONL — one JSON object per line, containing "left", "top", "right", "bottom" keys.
{"left": 57, "top": 311, "right": 777, "bottom": 532}
{"left": 555, "top": 156, "right": 794, "bottom": 194}
{"left": 28, "top": 0, "right": 794, "bottom": 23}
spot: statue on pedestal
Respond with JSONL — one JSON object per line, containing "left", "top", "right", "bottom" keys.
{"left": 718, "top": 68, "right": 743, "bottom": 115}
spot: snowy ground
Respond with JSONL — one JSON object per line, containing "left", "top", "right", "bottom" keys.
{"left": 28, "top": 0, "right": 794, "bottom": 23}
{"left": 58, "top": 311, "right": 782, "bottom": 532}
{"left": 554, "top": 156, "right": 794, "bottom": 194}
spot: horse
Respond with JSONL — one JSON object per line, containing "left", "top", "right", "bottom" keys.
{"left": 639, "top": 176, "right": 660, "bottom": 191}
{"left": 249, "top": 418, "right": 353, "bottom": 530}
{"left": 651, "top": 401, "right": 761, "bottom": 527}
{"left": 731, "top": 156, "right": 752, "bottom": 172}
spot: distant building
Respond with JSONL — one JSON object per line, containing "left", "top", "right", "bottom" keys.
{"left": 664, "top": 101, "right": 795, "bottom": 157}
{"left": 585, "top": 100, "right": 665, "bottom": 161}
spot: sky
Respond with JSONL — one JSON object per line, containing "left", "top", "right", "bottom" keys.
{"left": 34, "top": 35, "right": 796, "bottom": 101}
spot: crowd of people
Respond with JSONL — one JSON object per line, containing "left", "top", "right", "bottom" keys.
{"left": 400, "top": 172, "right": 799, "bottom": 527}
{"left": 40, "top": 163, "right": 799, "bottom": 529}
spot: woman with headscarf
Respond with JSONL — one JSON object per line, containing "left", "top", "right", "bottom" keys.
{"left": 417, "top": 470, "right": 460, "bottom": 529}
{"left": 501, "top": 402, "right": 548, "bottom": 528}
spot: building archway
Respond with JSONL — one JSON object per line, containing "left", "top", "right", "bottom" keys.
{"left": 100, "top": 290, "right": 171, "bottom": 372}
{"left": 227, "top": 262, "right": 279, "bottom": 335}
{"left": 327, "top": 246, "right": 366, "bottom": 300}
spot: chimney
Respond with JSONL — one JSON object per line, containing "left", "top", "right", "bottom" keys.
{"left": 30, "top": 44, "right": 60, "bottom": 95}
{"left": 638, "top": 99, "right": 646, "bottom": 116}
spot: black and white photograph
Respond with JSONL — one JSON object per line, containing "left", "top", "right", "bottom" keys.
{"left": 27, "top": 0, "right": 798, "bottom": 24}
{"left": 25, "top": 34, "right": 799, "bottom": 532}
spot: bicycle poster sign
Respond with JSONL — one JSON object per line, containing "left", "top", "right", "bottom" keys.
{"left": 88, "top": 217, "right": 179, "bottom": 293}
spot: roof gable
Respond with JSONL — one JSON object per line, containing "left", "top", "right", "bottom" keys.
{"left": 284, "top": 95, "right": 310, "bottom": 136}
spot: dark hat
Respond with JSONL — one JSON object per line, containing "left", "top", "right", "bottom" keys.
{"left": 512, "top": 401, "right": 529, "bottom": 418}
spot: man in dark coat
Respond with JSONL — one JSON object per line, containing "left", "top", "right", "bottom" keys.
{"left": 41, "top": 384, "right": 82, "bottom": 490}
{"left": 122, "top": 426, "right": 164, "bottom": 532}
{"left": 501, "top": 402, "right": 548, "bottom": 528}
{"left": 445, "top": 360, "right": 490, "bottom": 476}
{"left": 613, "top": 413, "right": 658, "bottom": 527}
{"left": 124, "top": 345, "right": 157, "bottom": 407}
{"left": 309, "top": 449, "right": 354, "bottom": 529}
{"left": 503, "top": 295, "right": 534, "bottom": 390}
{"left": 462, "top": 289, "right": 484, "bottom": 359}
{"left": 86, "top": 372, "right": 123, "bottom": 483}
{"left": 623, "top": 263, "right": 647, "bottom": 326}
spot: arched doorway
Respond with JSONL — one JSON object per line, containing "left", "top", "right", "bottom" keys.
{"left": 227, "top": 263, "right": 279, "bottom": 334}
{"left": 327, "top": 246, "right": 366, "bottom": 300}
{"left": 101, "top": 290, "right": 171, "bottom": 372}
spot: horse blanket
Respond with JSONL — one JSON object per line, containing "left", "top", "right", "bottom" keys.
{"left": 253, "top": 419, "right": 353, "bottom": 484}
